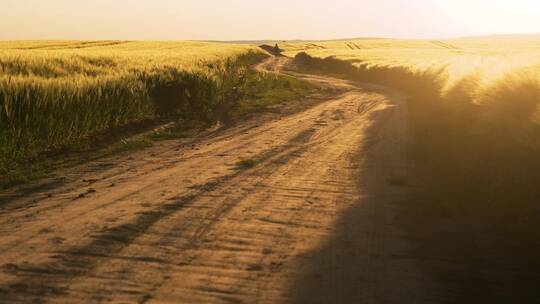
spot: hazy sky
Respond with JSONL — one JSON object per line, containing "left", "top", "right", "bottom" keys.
{"left": 2, "top": 0, "right": 539, "bottom": 40}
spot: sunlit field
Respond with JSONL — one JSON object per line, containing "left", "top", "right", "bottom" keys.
{"left": 282, "top": 36, "right": 540, "bottom": 86}
{"left": 2, "top": 0, "right": 540, "bottom": 301}
{"left": 284, "top": 36, "right": 540, "bottom": 181}
{"left": 2, "top": 36, "right": 540, "bottom": 302}
{"left": 288, "top": 36, "right": 540, "bottom": 293}
{"left": 0, "top": 41, "right": 314, "bottom": 172}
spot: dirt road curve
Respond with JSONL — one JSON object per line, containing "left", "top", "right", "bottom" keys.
{"left": 0, "top": 57, "right": 442, "bottom": 303}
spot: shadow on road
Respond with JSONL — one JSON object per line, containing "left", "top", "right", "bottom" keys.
{"left": 285, "top": 88, "right": 540, "bottom": 303}
{"left": 284, "top": 94, "right": 445, "bottom": 303}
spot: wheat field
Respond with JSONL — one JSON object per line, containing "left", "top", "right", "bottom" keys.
{"left": 289, "top": 37, "right": 540, "bottom": 249}
{"left": 282, "top": 36, "right": 540, "bottom": 87}
{"left": 0, "top": 41, "right": 264, "bottom": 165}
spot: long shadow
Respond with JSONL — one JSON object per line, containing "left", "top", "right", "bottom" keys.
{"left": 0, "top": 118, "right": 318, "bottom": 303}
{"left": 286, "top": 54, "right": 540, "bottom": 304}
{"left": 285, "top": 102, "right": 540, "bottom": 303}
{"left": 284, "top": 95, "right": 443, "bottom": 303}
{"left": 283, "top": 90, "right": 503, "bottom": 303}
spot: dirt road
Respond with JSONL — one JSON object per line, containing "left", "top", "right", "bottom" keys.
{"left": 0, "top": 57, "right": 443, "bottom": 303}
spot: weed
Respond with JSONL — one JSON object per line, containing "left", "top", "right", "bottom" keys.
{"left": 235, "top": 158, "right": 259, "bottom": 170}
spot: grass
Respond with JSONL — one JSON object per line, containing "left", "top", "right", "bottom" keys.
{"left": 148, "top": 129, "right": 197, "bottom": 141}
{"left": 2, "top": 168, "right": 34, "bottom": 189}
{"left": 0, "top": 41, "right": 260, "bottom": 170}
{"left": 233, "top": 75, "right": 313, "bottom": 116}
{"left": 281, "top": 36, "right": 540, "bottom": 86}
{"left": 0, "top": 130, "right": 156, "bottom": 189}
{"left": 235, "top": 158, "right": 260, "bottom": 170}
{"left": 0, "top": 41, "right": 315, "bottom": 189}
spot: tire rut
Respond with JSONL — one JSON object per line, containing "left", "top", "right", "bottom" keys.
{"left": 0, "top": 109, "right": 327, "bottom": 303}
{"left": 0, "top": 57, "right": 438, "bottom": 304}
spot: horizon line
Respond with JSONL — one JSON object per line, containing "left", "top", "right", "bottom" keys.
{"left": 2, "top": 32, "right": 540, "bottom": 43}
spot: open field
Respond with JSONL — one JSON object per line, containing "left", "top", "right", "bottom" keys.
{"left": 287, "top": 37, "right": 540, "bottom": 301}
{"left": 0, "top": 41, "right": 312, "bottom": 186}
{"left": 0, "top": 56, "right": 440, "bottom": 303}
{"left": 3, "top": 0, "right": 539, "bottom": 301}
{"left": 281, "top": 36, "right": 540, "bottom": 85}
{"left": 1, "top": 36, "right": 540, "bottom": 302}
{"left": 0, "top": 41, "right": 251, "bottom": 159}
{"left": 0, "top": 41, "right": 255, "bottom": 159}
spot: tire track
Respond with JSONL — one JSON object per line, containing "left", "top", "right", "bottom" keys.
{"left": 0, "top": 57, "right": 440, "bottom": 303}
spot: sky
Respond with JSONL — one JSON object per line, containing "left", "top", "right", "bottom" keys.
{"left": 1, "top": 0, "right": 539, "bottom": 40}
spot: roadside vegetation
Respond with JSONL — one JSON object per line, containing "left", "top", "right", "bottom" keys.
{"left": 290, "top": 39, "right": 540, "bottom": 300}
{"left": 0, "top": 41, "right": 312, "bottom": 188}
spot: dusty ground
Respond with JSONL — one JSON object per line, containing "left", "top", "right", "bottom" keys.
{"left": 0, "top": 57, "right": 447, "bottom": 303}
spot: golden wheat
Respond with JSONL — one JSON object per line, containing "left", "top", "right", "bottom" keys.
{"left": 0, "top": 41, "right": 262, "bottom": 164}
